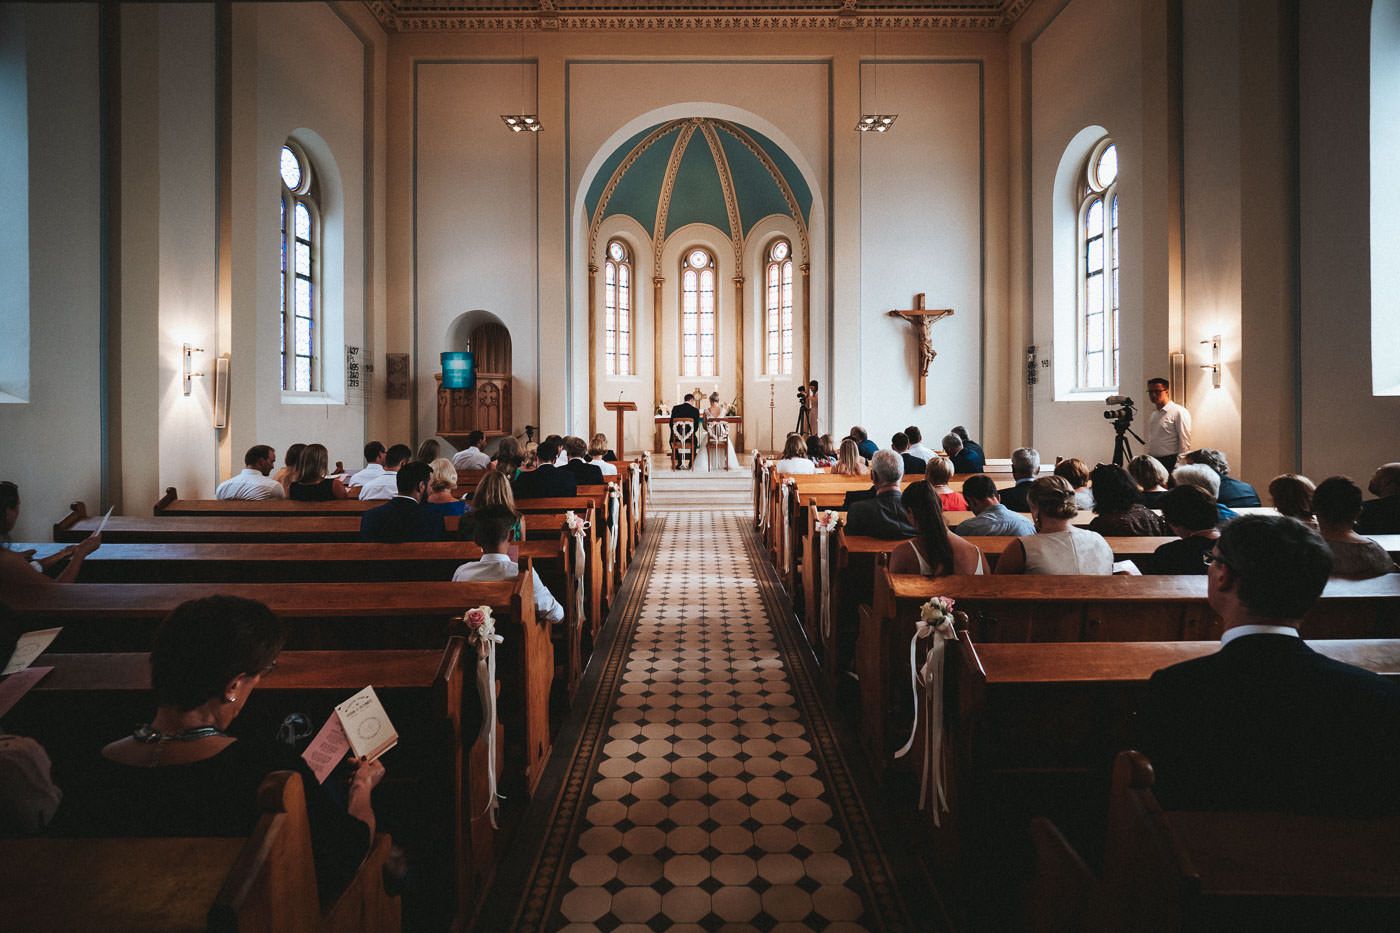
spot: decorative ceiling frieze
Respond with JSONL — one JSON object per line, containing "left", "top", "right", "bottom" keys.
{"left": 365, "top": 0, "right": 1034, "bottom": 31}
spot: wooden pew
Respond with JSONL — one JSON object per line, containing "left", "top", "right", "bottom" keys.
{"left": 0, "top": 771, "right": 398, "bottom": 933}
{"left": 932, "top": 638, "right": 1400, "bottom": 927}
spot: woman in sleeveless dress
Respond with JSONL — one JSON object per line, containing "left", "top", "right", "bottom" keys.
{"left": 994, "top": 476, "right": 1113, "bottom": 575}
{"left": 695, "top": 392, "right": 740, "bottom": 470}
{"left": 889, "top": 480, "right": 985, "bottom": 576}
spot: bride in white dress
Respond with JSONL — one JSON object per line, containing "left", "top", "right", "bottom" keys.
{"left": 694, "top": 392, "right": 741, "bottom": 471}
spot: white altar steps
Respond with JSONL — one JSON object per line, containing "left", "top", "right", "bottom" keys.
{"left": 646, "top": 458, "right": 753, "bottom": 511}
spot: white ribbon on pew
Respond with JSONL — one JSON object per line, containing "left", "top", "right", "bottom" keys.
{"left": 780, "top": 479, "right": 796, "bottom": 575}
{"left": 757, "top": 462, "right": 771, "bottom": 534}
{"left": 564, "top": 511, "right": 589, "bottom": 632}
{"left": 893, "top": 598, "right": 960, "bottom": 823}
{"left": 464, "top": 605, "right": 506, "bottom": 829}
{"left": 814, "top": 510, "right": 839, "bottom": 643}
{"left": 607, "top": 483, "right": 622, "bottom": 576}
{"left": 630, "top": 467, "right": 641, "bottom": 530}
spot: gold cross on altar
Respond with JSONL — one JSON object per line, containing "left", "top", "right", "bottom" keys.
{"left": 888, "top": 293, "right": 954, "bottom": 405}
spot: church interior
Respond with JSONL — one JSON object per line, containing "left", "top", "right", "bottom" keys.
{"left": 2, "top": 0, "right": 1399, "bottom": 930}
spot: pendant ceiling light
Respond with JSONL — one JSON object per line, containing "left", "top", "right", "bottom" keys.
{"left": 502, "top": 16, "right": 540, "bottom": 133}
{"left": 856, "top": 16, "right": 897, "bottom": 133}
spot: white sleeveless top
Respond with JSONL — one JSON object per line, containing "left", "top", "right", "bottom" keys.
{"left": 1019, "top": 526, "right": 1114, "bottom": 575}
{"left": 912, "top": 540, "right": 986, "bottom": 576}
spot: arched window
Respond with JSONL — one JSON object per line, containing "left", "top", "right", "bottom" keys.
{"left": 603, "top": 239, "right": 632, "bottom": 376}
{"left": 681, "top": 248, "right": 716, "bottom": 378}
{"left": 764, "top": 239, "right": 794, "bottom": 375}
{"left": 280, "top": 142, "right": 320, "bottom": 393}
{"left": 1077, "top": 139, "right": 1119, "bottom": 391}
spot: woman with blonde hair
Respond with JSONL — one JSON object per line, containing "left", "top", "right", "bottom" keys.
{"left": 1054, "top": 457, "right": 1095, "bottom": 511}
{"left": 288, "top": 444, "right": 349, "bottom": 501}
{"left": 833, "top": 438, "right": 870, "bottom": 477}
{"left": 463, "top": 470, "right": 521, "bottom": 542}
{"left": 995, "top": 476, "right": 1113, "bottom": 575}
{"left": 925, "top": 457, "right": 967, "bottom": 512}
{"left": 423, "top": 458, "right": 467, "bottom": 517}
{"left": 588, "top": 434, "right": 619, "bottom": 477}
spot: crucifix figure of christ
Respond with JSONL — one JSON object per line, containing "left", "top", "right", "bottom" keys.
{"left": 888, "top": 293, "right": 955, "bottom": 405}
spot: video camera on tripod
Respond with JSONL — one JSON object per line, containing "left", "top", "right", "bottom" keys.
{"left": 1103, "top": 395, "right": 1144, "bottom": 467}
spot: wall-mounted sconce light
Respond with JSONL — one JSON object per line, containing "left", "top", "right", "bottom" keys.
{"left": 1199, "top": 335, "right": 1221, "bottom": 389}
{"left": 183, "top": 343, "right": 205, "bottom": 396}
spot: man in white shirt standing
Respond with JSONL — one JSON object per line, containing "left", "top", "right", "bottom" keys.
{"left": 452, "top": 505, "right": 565, "bottom": 623}
{"left": 215, "top": 446, "right": 285, "bottom": 500}
{"left": 358, "top": 444, "right": 412, "bottom": 500}
{"left": 347, "top": 441, "right": 387, "bottom": 489}
{"left": 451, "top": 431, "right": 490, "bottom": 471}
{"left": 1144, "top": 377, "right": 1192, "bottom": 478}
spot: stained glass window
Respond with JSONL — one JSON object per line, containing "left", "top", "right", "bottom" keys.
{"left": 279, "top": 143, "right": 318, "bottom": 392}
{"left": 765, "top": 239, "right": 794, "bottom": 375}
{"left": 604, "top": 239, "right": 632, "bottom": 376}
{"left": 1078, "top": 139, "right": 1120, "bottom": 391}
{"left": 681, "top": 248, "right": 716, "bottom": 379}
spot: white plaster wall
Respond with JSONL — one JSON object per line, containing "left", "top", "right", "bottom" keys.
{"left": 0, "top": 4, "right": 103, "bottom": 539}
{"left": 590, "top": 215, "right": 655, "bottom": 455}
{"left": 413, "top": 60, "right": 539, "bottom": 449}
{"left": 858, "top": 60, "right": 983, "bottom": 452}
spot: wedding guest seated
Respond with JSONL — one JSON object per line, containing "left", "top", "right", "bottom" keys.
{"left": 1357, "top": 462, "right": 1400, "bottom": 534}
{"left": 999, "top": 447, "right": 1040, "bottom": 512}
{"left": 832, "top": 439, "right": 870, "bottom": 477}
{"left": 1136, "top": 515, "right": 1400, "bottom": 816}
{"left": 460, "top": 471, "right": 521, "bottom": 543}
{"left": 806, "top": 435, "right": 835, "bottom": 468}
{"left": 274, "top": 442, "right": 307, "bottom": 497}
{"left": 512, "top": 438, "right": 577, "bottom": 499}
{"left": 1268, "top": 473, "right": 1317, "bottom": 527}
{"left": 1182, "top": 448, "right": 1262, "bottom": 507}
{"left": 942, "top": 429, "right": 985, "bottom": 475}
{"left": 1054, "top": 457, "right": 1095, "bottom": 510}
{"left": 216, "top": 446, "right": 286, "bottom": 500}
{"left": 542, "top": 434, "right": 570, "bottom": 467}
{"left": 950, "top": 426, "right": 986, "bottom": 472}
{"left": 346, "top": 441, "right": 386, "bottom": 489}
{"left": 289, "top": 444, "right": 351, "bottom": 501}
{"left": 588, "top": 434, "right": 619, "bottom": 476}
{"left": 450, "top": 431, "right": 489, "bottom": 471}
{"left": 925, "top": 457, "right": 967, "bottom": 512}
{"left": 1127, "top": 454, "right": 1170, "bottom": 508}
{"left": 953, "top": 474, "right": 1035, "bottom": 537}
{"left": 844, "top": 451, "right": 917, "bottom": 539}
{"left": 1173, "top": 463, "right": 1240, "bottom": 524}
{"left": 359, "top": 461, "right": 444, "bottom": 543}
{"left": 889, "top": 481, "right": 985, "bottom": 576}
{"left": 994, "top": 476, "right": 1113, "bottom": 575}
{"left": 491, "top": 436, "right": 524, "bottom": 477}
{"left": 891, "top": 432, "right": 926, "bottom": 477}
{"left": 562, "top": 436, "right": 605, "bottom": 486}
{"left": 850, "top": 426, "right": 878, "bottom": 462}
{"left": 1144, "top": 485, "right": 1219, "bottom": 575}
{"left": 415, "top": 438, "right": 441, "bottom": 464}
{"left": 905, "top": 426, "right": 936, "bottom": 463}
{"left": 423, "top": 458, "right": 467, "bottom": 518}
{"left": 71, "top": 596, "right": 381, "bottom": 897}
{"left": 452, "top": 505, "right": 564, "bottom": 623}
{"left": 2, "top": 480, "right": 102, "bottom": 588}
{"left": 1087, "top": 462, "right": 1170, "bottom": 536}
{"left": 0, "top": 604, "right": 62, "bottom": 834}
{"left": 357, "top": 444, "right": 411, "bottom": 501}
{"left": 773, "top": 433, "right": 817, "bottom": 475}
{"left": 1313, "top": 476, "right": 1398, "bottom": 578}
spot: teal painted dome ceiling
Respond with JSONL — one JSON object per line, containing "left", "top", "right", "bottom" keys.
{"left": 587, "top": 118, "right": 811, "bottom": 253}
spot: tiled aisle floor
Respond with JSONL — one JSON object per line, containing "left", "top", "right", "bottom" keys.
{"left": 554, "top": 511, "right": 872, "bottom": 931}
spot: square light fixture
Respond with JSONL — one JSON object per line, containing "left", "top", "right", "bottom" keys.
{"left": 501, "top": 114, "right": 542, "bottom": 133}
{"left": 855, "top": 114, "right": 898, "bottom": 133}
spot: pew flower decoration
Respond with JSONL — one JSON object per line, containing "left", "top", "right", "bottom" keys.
{"left": 896, "top": 597, "right": 964, "bottom": 822}
{"left": 463, "top": 604, "right": 506, "bottom": 827}
{"left": 563, "top": 510, "right": 589, "bottom": 536}
{"left": 919, "top": 596, "right": 957, "bottom": 632}
{"left": 814, "top": 510, "right": 841, "bottom": 642}
{"left": 814, "top": 510, "right": 840, "bottom": 533}
{"left": 463, "top": 606, "right": 503, "bottom": 658}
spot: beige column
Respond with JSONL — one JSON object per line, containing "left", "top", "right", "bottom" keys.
{"left": 587, "top": 262, "right": 597, "bottom": 439}
{"left": 734, "top": 274, "right": 746, "bottom": 451}
{"left": 653, "top": 274, "right": 665, "bottom": 452}
{"left": 801, "top": 261, "right": 811, "bottom": 388}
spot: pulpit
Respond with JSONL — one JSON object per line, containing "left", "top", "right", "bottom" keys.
{"left": 603, "top": 401, "right": 637, "bottom": 459}
{"left": 436, "top": 372, "right": 512, "bottom": 443}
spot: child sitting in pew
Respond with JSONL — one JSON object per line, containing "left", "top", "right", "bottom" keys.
{"left": 452, "top": 505, "right": 564, "bottom": 623}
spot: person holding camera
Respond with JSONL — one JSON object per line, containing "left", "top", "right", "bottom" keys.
{"left": 1145, "top": 377, "right": 1192, "bottom": 476}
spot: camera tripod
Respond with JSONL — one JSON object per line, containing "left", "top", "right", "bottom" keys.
{"left": 1111, "top": 422, "right": 1144, "bottom": 468}
{"left": 794, "top": 399, "right": 811, "bottom": 436}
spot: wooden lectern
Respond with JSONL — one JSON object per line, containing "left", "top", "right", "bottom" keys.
{"left": 603, "top": 401, "right": 638, "bottom": 459}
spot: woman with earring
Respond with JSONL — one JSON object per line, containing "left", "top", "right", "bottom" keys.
{"left": 994, "top": 476, "right": 1114, "bottom": 575}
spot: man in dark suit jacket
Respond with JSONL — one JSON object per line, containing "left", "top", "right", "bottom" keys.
{"left": 561, "top": 436, "right": 605, "bottom": 486}
{"left": 512, "top": 438, "right": 579, "bottom": 499}
{"left": 998, "top": 446, "right": 1040, "bottom": 512}
{"left": 844, "top": 451, "right": 917, "bottom": 539}
{"left": 1136, "top": 515, "right": 1400, "bottom": 816}
{"left": 359, "top": 461, "right": 445, "bottom": 542}
{"left": 943, "top": 429, "right": 986, "bottom": 475}
{"left": 890, "top": 432, "right": 926, "bottom": 478}
{"left": 1357, "top": 462, "right": 1400, "bottom": 534}
{"left": 669, "top": 395, "right": 701, "bottom": 468}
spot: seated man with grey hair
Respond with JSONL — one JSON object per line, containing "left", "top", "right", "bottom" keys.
{"left": 942, "top": 431, "right": 985, "bottom": 475}
{"left": 844, "top": 450, "right": 917, "bottom": 540}
{"left": 1182, "top": 448, "right": 1261, "bottom": 508}
{"left": 1173, "top": 463, "right": 1241, "bottom": 525}
{"left": 998, "top": 447, "right": 1041, "bottom": 513}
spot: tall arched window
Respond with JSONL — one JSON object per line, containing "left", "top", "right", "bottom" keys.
{"left": 280, "top": 142, "right": 320, "bottom": 393}
{"left": 604, "top": 239, "right": 632, "bottom": 376}
{"left": 1078, "top": 139, "right": 1119, "bottom": 391}
{"left": 764, "top": 239, "right": 794, "bottom": 375}
{"left": 681, "top": 248, "right": 716, "bottom": 378}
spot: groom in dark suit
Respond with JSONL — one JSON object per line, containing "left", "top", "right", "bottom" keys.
{"left": 1136, "top": 515, "right": 1400, "bottom": 817}
{"left": 669, "top": 394, "right": 701, "bottom": 469}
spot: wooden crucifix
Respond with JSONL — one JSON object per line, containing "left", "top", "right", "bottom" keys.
{"left": 888, "top": 293, "right": 954, "bottom": 405}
